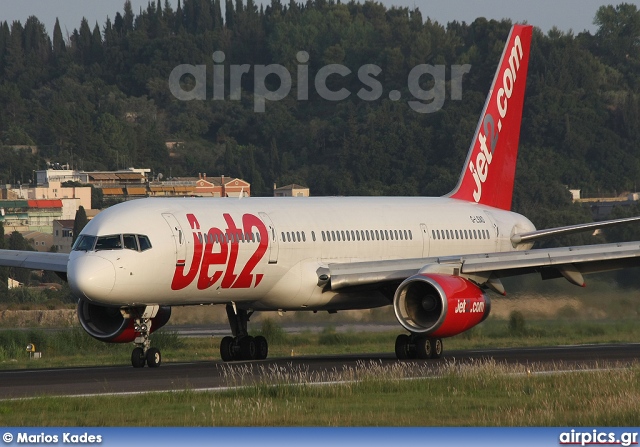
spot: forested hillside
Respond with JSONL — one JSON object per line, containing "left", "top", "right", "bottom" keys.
{"left": 1, "top": 1, "right": 640, "bottom": 233}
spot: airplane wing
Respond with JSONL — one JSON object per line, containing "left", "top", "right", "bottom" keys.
{"left": 0, "top": 250, "right": 69, "bottom": 272}
{"left": 326, "top": 241, "right": 640, "bottom": 293}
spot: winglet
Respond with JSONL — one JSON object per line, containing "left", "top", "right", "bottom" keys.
{"left": 448, "top": 25, "right": 533, "bottom": 211}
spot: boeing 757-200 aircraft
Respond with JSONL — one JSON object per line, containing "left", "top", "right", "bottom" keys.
{"left": 1, "top": 24, "right": 640, "bottom": 368}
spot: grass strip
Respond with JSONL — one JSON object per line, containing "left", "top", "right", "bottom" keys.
{"left": 0, "top": 360, "right": 638, "bottom": 426}
{"left": 1, "top": 319, "right": 640, "bottom": 369}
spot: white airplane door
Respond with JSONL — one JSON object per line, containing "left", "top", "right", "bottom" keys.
{"left": 483, "top": 210, "right": 500, "bottom": 251}
{"left": 420, "top": 223, "right": 430, "bottom": 257}
{"left": 162, "top": 213, "right": 187, "bottom": 265}
{"left": 259, "top": 212, "right": 279, "bottom": 264}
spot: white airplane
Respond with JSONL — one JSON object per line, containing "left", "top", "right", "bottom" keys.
{"left": 2, "top": 24, "right": 640, "bottom": 368}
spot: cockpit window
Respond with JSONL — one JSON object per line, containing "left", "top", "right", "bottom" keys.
{"left": 95, "top": 235, "right": 123, "bottom": 250}
{"left": 72, "top": 235, "right": 97, "bottom": 251}
{"left": 138, "top": 235, "right": 152, "bottom": 251}
{"left": 74, "top": 234, "right": 151, "bottom": 252}
{"left": 123, "top": 234, "right": 138, "bottom": 251}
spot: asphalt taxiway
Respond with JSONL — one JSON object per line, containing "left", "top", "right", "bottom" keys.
{"left": 0, "top": 343, "right": 639, "bottom": 399}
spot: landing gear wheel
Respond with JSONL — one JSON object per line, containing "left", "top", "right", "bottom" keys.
{"left": 395, "top": 334, "right": 411, "bottom": 360}
{"left": 239, "top": 336, "right": 257, "bottom": 360}
{"left": 146, "top": 347, "right": 162, "bottom": 367}
{"left": 222, "top": 304, "right": 269, "bottom": 362}
{"left": 131, "top": 347, "right": 146, "bottom": 368}
{"left": 432, "top": 338, "right": 443, "bottom": 359}
{"left": 220, "top": 336, "right": 235, "bottom": 362}
{"left": 415, "top": 336, "right": 433, "bottom": 359}
{"left": 254, "top": 335, "right": 269, "bottom": 360}
{"left": 129, "top": 307, "right": 161, "bottom": 368}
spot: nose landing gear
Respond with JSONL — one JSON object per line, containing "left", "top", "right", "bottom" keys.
{"left": 129, "top": 308, "right": 162, "bottom": 368}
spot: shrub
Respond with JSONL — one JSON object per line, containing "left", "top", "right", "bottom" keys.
{"left": 508, "top": 311, "right": 527, "bottom": 335}
{"left": 153, "top": 330, "right": 185, "bottom": 350}
{"left": 318, "top": 326, "right": 345, "bottom": 345}
{"left": 253, "top": 318, "right": 288, "bottom": 345}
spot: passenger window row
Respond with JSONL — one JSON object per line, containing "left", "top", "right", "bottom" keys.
{"left": 199, "top": 231, "right": 261, "bottom": 245}
{"left": 321, "top": 229, "right": 412, "bottom": 242}
{"left": 281, "top": 231, "right": 308, "bottom": 243}
{"left": 279, "top": 229, "right": 414, "bottom": 243}
{"left": 431, "top": 228, "right": 490, "bottom": 240}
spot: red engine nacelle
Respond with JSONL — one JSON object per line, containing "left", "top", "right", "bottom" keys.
{"left": 77, "top": 300, "right": 172, "bottom": 343}
{"left": 393, "top": 273, "right": 491, "bottom": 338}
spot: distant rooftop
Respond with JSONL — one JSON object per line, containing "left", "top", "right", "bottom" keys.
{"left": 274, "top": 184, "right": 308, "bottom": 191}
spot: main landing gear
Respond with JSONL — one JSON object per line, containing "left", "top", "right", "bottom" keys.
{"left": 395, "top": 333, "right": 443, "bottom": 360}
{"left": 130, "top": 310, "right": 162, "bottom": 368}
{"left": 219, "top": 303, "right": 269, "bottom": 362}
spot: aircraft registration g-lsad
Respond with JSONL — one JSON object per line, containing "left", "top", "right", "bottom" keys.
{"left": 1, "top": 24, "right": 640, "bottom": 368}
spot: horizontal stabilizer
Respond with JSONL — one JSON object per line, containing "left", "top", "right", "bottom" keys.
{"left": 510, "top": 216, "right": 640, "bottom": 246}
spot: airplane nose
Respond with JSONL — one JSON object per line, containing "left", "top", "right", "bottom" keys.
{"left": 68, "top": 255, "right": 116, "bottom": 302}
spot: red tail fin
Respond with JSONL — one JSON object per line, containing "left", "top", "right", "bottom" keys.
{"left": 448, "top": 25, "right": 533, "bottom": 210}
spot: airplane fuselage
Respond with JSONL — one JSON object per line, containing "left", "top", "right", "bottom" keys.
{"left": 68, "top": 196, "right": 535, "bottom": 311}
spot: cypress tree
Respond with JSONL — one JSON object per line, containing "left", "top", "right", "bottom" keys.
{"left": 91, "top": 22, "right": 103, "bottom": 63}
{"left": 175, "top": 0, "right": 184, "bottom": 32}
{"left": 213, "top": 0, "right": 223, "bottom": 28}
{"left": 77, "top": 18, "right": 92, "bottom": 64}
{"left": 225, "top": 0, "right": 235, "bottom": 28}
{"left": 72, "top": 206, "right": 88, "bottom": 245}
{"left": 53, "top": 18, "right": 66, "bottom": 55}
{"left": 0, "top": 221, "right": 7, "bottom": 298}
{"left": 123, "top": 0, "right": 135, "bottom": 33}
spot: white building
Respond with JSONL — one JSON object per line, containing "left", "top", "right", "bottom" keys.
{"left": 3, "top": 181, "right": 92, "bottom": 220}
{"left": 22, "top": 231, "right": 54, "bottom": 252}
{"left": 274, "top": 184, "right": 310, "bottom": 197}
{"left": 36, "top": 170, "right": 88, "bottom": 186}
{"left": 53, "top": 220, "right": 75, "bottom": 253}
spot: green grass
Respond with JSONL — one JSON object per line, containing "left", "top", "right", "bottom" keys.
{"left": 2, "top": 318, "right": 640, "bottom": 426}
{"left": 1, "top": 361, "right": 639, "bottom": 426}
{"left": 1, "top": 318, "right": 640, "bottom": 369}
{"left": 0, "top": 328, "right": 185, "bottom": 369}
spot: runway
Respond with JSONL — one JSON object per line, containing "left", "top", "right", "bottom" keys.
{"left": 0, "top": 343, "right": 639, "bottom": 399}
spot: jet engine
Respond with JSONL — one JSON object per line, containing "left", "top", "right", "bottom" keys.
{"left": 393, "top": 273, "right": 490, "bottom": 337}
{"left": 77, "top": 299, "right": 171, "bottom": 343}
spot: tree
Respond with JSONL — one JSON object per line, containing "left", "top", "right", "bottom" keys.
{"left": 52, "top": 18, "right": 64, "bottom": 49}
{"left": 7, "top": 231, "right": 33, "bottom": 285}
{"left": 91, "top": 22, "right": 104, "bottom": 64}
{"left": 594, "top": 3, "right": 640, "bottom": 65}
{"left": 225, "top": 0, "right": 235, "bottom": 28}
{"left": 52, "top": 18, "right": 66, "bottom": 59}
{"left": 213, "top": 0, "right": 223, "bottom": 29}
{"left": 73, "top": 17, "right": 93, "bottom": 65}
{"left": 0, "top": 221, "right": 7, "bottom": 298}
{"left": 123, "top": 0, "right": 135, "bottom": 34}
{"left": 72, "top": 206, "right": 89, "bottom": 245}
{"left": 91, "top": 187, "right": 104, "bottom": 210}
{"left": 0, "top": 21, "right": 10, "bottom": 74}
{"left": 4, "top": 21, "right": 25, "bottom": 82}
{"left": 196, "top": 0, "right": 213, "bottom": 33}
